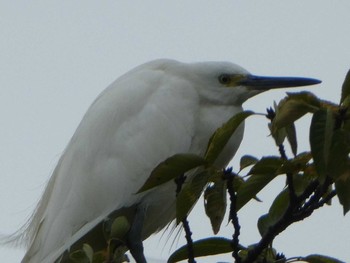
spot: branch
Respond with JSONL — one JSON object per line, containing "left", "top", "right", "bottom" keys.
{"left": 182, "top": 218, "right": 196, "bottom": 263}
{"left": 278, "top": 144, "right": 298, "bottom": 204}
{"left": 174, "top": 175, "right": 196, "bottom": 263}
{"left": 243, "top": 177, "right": 337, "bottom": 263}
{"left": 296, "top": 180, "right": 319, "bottom": 203}
{"left": 224, "top": 169, "right": 242, "bottom": 263}
{"left": 301, "top": 177, "right": 332, "bottom": 212}
{"left": 267, "top": 109, "right": 298, "bottom": 205}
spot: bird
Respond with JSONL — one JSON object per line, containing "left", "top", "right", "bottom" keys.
{"left": 16, "top": 59, "right": 321, "bottom": 263}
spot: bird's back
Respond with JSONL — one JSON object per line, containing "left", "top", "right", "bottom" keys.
{"left": 21, "top": 60, "right": 245, "bottom": 262}
{"left": 22, "top": 60, "right": 200, "bottom": 262}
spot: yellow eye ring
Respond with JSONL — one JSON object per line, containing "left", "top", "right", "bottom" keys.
{"left": 218, "top": 74, "right": 231, "bottom": 85}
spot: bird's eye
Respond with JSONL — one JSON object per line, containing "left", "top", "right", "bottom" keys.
{"left": 218, "top": 74, "right": 231, "bottom": 85}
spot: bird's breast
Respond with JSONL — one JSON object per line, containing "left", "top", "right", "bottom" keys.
{"left": 191, "top": 104, "right": 245, "bottom": 167}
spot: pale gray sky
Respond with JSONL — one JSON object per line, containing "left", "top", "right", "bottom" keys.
{"left": 1, "top": 1, "right": 350, "bottom": 262}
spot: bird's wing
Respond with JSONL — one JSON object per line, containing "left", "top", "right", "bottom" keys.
{"left": 22, "top": 64, "right": 200, "bottom": 263}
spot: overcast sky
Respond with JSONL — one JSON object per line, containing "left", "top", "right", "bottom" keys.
{"left": 1, "top": 1, "right": 350, "bottom": 262}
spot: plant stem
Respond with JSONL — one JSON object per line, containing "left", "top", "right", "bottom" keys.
{"left": 225, "top": 169, "right": 242, "bottom": 263}
{"left": 182, "top": 218, "right": 196, "bottom": 263}
{"left": 175, "top": 174, "right": 196, "bottom": 263}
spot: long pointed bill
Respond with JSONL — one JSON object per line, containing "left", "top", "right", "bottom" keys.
{"left": 239, "top": 75, "right": 321, "bottom": 90}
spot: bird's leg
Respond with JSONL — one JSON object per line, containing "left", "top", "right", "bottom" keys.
{"left": 126, "top": 205, "right": 147, "bottom": 263}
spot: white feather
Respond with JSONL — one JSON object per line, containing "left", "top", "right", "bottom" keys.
{"left": 21, "top": 59, "right": 257, "bottom": 262}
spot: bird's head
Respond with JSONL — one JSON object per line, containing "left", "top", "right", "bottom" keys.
{"left": 185, "top": 61, "right": 321, "bottom": 105}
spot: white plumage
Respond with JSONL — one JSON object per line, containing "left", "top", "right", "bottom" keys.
{"left": 18, "top": 59, "right": 320, "bottom": 262}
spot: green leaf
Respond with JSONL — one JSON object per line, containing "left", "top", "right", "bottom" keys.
{"left": 270, "top": 125, "right": 287, "bottom": 146}
{"left": 341, "top": 95, "right": 350, "bottom": 108}
{"left": 258, "top": 190, "right": 289, "bottom": 236}
{"left": 257, "top": 214, "right": 270, "bottom": 238}
{"left": 267, "top": 189, "right": 289, "bottom": 224}
{"left": 92, "top": 251, "right": 105, "bottom": 263}
{"left": 236, "top": 157, "right": 283, "bottom": 211}
{"left": 239, "top": 245, "right": 278, "bottom": 262}
{"left": 239, "top": 155, "right": 258, "bottom": 171}
{"left": 310, "top": 109, "right": 335, "bottom": 182}
{"left": 247, "top": 156, "right": 283, "bottom": 176}
{"left": 335, "top": 169, "right": 350, "bottom": 215}
{"left": 137, "top": 153, "right": 206, "bottom": 193}
{"left": 167, "top": 237, "right": 236, "bottom": 263}
{"left": 204, "top": 178, "right": 227, "bottom": 234}
{"left": 277, "top": 152, "right": 312, "bottom": 175}
{"left": 304, "top": 254, "right": 345, "bottom": 263}
{"left": 231, "top": 174, "right": 245, "bottom": 190}
{"left": 293, "top": 172, "right": 316, "bottom": 196}
{"left": 328, "top": 130, "right": 350, "bottom": 179}
{"left": 340, "top": 69, "right": 350, "bottom": 104}
{"left": 69, "top": 244, "right": 94, "bottom": 263}
{"left": 272, "top": 91, "right": 320, "bottom": 132}
{"left": 176, "top": 170, "right": 210, "bottom": 223}
{"left": 294, "top": 151, "right": 312, "bottom": 163}
{"left": 285, "top": 91, "right": 321, "bottom": 105}
{"left": 70, "top": 251, "right": 90, "bottom": 263}
{"left": 286, "top": 123, "right": 298, "bottom": 155}
{"left": 110, "top": 216, "right": 130, "bottom": 239}
{"left": 82, "top": 244, "right": 94, "bottom": 263}
{"left": 205, "top": 111, "right": 254, "bottom": 164}
{"left": 109, "top": 240, "right": 128, "bottom": 263}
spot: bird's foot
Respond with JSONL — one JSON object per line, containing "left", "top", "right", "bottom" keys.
{"left": 126, "top": 206, "right": 147, "bottom": 263}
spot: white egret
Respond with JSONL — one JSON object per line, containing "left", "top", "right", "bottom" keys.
{"left": 17, "top": 59, "right": 320, "bottom": 263}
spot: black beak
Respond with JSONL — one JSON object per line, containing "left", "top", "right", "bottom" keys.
{"left": 239, "top": 75, "right": 321, "bottom": 90}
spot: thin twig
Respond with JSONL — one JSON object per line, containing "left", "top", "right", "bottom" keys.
{"left": 278, "top": 144, "right": 288, "bottom": 160}
{"left": 299, "top": 190, "right": 336, "bottom": 218}
{"left": 302, "top": 177, "right": 332, "bottom": 211}
{"left": 279, "top": 144, "right": 298, "bottom": 205}
{"left": 296, "top": 180, "right": 319, "bottom": 203}
{"left": 182, "top": 218, "right": 196, "bottom": 263}
{"left": 174, "top": 175, "right": 196, "bottom": 263}
{"left": 224, "top": 169, "right": 242, "bottom": 263}
{"left": 268, "top": 107, "right": 297, "bottom": 206}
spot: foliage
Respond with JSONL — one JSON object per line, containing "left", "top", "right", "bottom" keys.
{"left": 167, "top": 70, "right": 350, "bottom": 263}
{"left": 68, "top": 70, "right": 350, "bottom": 263}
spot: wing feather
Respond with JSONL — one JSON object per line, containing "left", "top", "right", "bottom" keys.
{"left": 22, "top": 63, "right": 199, "bottom": 262}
